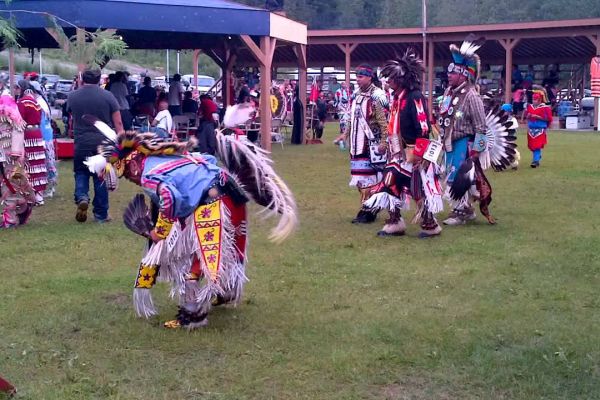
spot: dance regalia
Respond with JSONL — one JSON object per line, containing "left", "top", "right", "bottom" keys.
{"left": 347, "top": 83, "right": 389, "bottom": 188}
{"left": 84, "top": 111, "right": 297, "bottom": 329}
{"left": 17, "top": 93, "right": 47, "bottom": 194}
{"left": 38, "top": 95, "right": 58, "bottom": 197}
{"left": 440, "top": 36, "right": 518, "bottom": 225}
{"left": 335, "top": 88, "right": 350, "bottom": 135}
{"left": 526, "top": 103, "right": 551, "bottom": 152}
{"left": 365, "top": 88, "right": 443, "bottom": 237}
{"left": 0, "top": 95, "right": 35, "bottom": 228}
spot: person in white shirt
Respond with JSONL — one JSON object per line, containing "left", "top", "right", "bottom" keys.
{"left": 149, "top": 100, "right": 172, "bottom": 138}
{"left": 168, "top": 74, "right": 184, "bottom": 116}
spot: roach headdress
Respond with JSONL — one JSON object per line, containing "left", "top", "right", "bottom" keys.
{"left": 380, "top": 47, "right": 425, "bottom": 91}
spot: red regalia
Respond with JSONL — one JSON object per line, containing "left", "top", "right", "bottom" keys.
{"left": 526, "top": 103, "right": 552, "bottom": 152}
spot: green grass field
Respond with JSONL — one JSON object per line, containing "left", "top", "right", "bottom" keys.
{"left": 1, "top": 127, "right": 599, "bottom": 399}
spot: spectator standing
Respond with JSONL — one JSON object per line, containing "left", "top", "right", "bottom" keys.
{"left": 329, "top": 77, "right": 341, "bottom": 97}
{"left": 137, "top": 76, "right": 157, "bottom": 116}
{"left": 511, "top": 64, "right": 523, "bottom": 90}
{"left": 168, "top": 74, "right": 184, "bottom": 116}
{"left": 512, "top": 85, "right": 525, "bottom": 117}
{"left": 110, "top": 71, "right": 132, "bottom": 130}
{"left": 182, "top": 91, "right": 198, "bottom": 114}
{"left": 67, "top": 69, "right": 124, "bottom": 223}
{"left": 195, "top": 94, "right": 218, "bottom": 154}
{"left": 314, "top": 92, "right": 328, "bottom": 141}
{"left": 237, "top": 78, "right": 251, "bottom": 104}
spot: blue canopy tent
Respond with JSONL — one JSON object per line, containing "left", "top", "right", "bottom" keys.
{"left": 0, "top": 0, "right": 308, "bottom": 149}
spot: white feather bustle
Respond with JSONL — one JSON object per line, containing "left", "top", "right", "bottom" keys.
{"left": 223, "top": 103, "right": 256, "bottom": 128}
{"left": 215, "top": 132, "right": 298, "bottom": 244}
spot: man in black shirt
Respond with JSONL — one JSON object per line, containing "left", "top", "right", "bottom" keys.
{"left": 137, "top": 76, "right": 157, "bottom": 116}
{"left": 67, "top": 69, "right": 124, "bottom": 223}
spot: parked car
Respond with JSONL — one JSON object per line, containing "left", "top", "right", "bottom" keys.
{"left": 42, "top": 74, "right": 60, "bottom": 91}
{"left": 53, "top": 79, "right": 74, "bottom": 107}
{"left": 182, "top": 74, "right": 216, "bottom": 94}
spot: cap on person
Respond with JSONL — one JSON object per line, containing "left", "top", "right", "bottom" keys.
{"left": 501, "top": 103, "right": 513, "bottom": 113}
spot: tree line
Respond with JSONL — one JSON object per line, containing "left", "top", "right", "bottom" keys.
{"left": 238, "top": 0, "right": 600, "bottom": 29}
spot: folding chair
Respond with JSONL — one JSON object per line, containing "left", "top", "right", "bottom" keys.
{"left": 184, "top": 112, "right": 198, "bottom": 128}
{"left": 271, "top": 118, "right": 284, "bottom": 148}
{"left": 172, "top": 115, "right": 191, "bottom": 140}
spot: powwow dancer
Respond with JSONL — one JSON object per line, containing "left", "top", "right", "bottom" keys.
{"left": 333, "top": 82, "right": 351, "bottom": 146}
{"left": 37, "top": 92, "right": 58, "bottom": 197}
{"left": 439, "top": 36, "right": 519, "bottom": 224}
{"left": 84, "top": 105, "right": 297, "bottom": 329}
{"left": 16, "top": 80, "right": 47, "bottom": 206}
{"left": 0, "top": 94, "right": 35, "bottom": 228}
{"left": 364, "top": 49, "right": 443, "bottom": 238}
{"left": 522, "top": 92, "right": 552, "bottom": 168}
{"left": 343, "top": 64, "right": 389, "bottom": 224}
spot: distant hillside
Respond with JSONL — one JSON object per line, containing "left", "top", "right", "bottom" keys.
{"left": 0, "top": 49, "right": 219, "bottom": 79}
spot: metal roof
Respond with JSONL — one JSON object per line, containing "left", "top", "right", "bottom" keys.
{"left": 0, "top": 0, "right": 274, "bottom": 49}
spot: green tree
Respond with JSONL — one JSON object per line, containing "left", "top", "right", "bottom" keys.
{"left": 46, "top": 17, "right": 127, "bottom": 70}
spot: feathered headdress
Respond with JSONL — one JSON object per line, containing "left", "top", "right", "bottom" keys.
{"left": 82, "top": 115, "right": 195, "bottom": 184}
{"left": 82, "top": 115, "right": 193, "bottom": 160}
{"left": 380, "top": 48, "right": 425, "bottom": 90}
{"left": 448, "top": 34, "right": 485, "bottom": 82}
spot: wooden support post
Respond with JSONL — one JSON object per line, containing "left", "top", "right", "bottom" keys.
{"left": 499, "top": 38, "right": 521, "bottom": 105}
{"left": 258, "top": 37, "right": 276, "bottom": 151}
{"left": 427, "top": 40, "right": 435, "bottom": 121}
{"left": 294, "top": 43, "right": 307, "bottom": 144}
{"left": 192, "top": 49, "right": 200, "bottom": 96}
{"left": 223, "top": 50, "right": 236, "bottom": 107}
{"left": 337, "top": 43, "right": 358, "bottom": 87}
{"left": 587, "top": 34, "right": 600, "bottom": 55}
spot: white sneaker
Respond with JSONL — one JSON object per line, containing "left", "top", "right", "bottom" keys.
{"left": 443, "top": 216, "right": 466, "bottom": 226}
{"left": 35, "top": 192, "right": 44, "bottom": 206}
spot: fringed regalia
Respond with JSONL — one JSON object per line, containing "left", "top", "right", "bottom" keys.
{"left": 525, "top": 94, "right": 552, "bottom": 167}
{"left": 38, "top": 95, "right": 58, "bottom": 197}
{"left": 84, "top": 108, "right": 297, "bottom": 329}
{"left": 439, "top": 35, "right": 518, "bottom": 225}
{"left": 364, "top": 49, "right": 443, "bottom": 238}
{"left": 17, "top": 92, "right": 47, "bottom": 196}
{"left": 345, "top": 65, "right": 389, "bottom": 224}
{"left": 0, "top": 95, "right": 35, "bottom": 228}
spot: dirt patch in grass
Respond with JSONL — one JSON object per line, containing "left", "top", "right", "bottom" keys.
{"left": 101, "top": 293, "right": 130, "bottom": 308}
{"left": 371, "top": 376, "right": 457, "bottom": 400}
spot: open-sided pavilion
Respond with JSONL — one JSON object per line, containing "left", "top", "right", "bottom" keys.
{"left": 0, "top": 0, "right": 308, "bottom": 150}
{"left": 301, "top": 18, "right": 600, "bottom": 119}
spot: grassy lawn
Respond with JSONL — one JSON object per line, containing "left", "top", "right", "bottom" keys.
{"left": 1, "top": 126, "right": 599, "bottom": 399}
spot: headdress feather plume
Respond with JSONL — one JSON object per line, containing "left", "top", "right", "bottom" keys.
{"left": 449, "top": 34, "right": 485, "bottom": 82}
{"left": 380, "top": 48, "right": 424, "bottom": 90}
